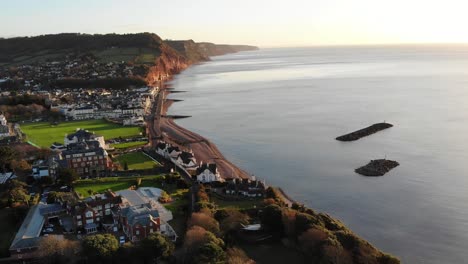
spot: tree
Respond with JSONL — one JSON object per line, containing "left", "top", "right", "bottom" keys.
{"left": 38, "top": 236, "right": 80, "bottom": 263}
{"left": 298, "top": 228, "right": 329, "bottom": 253}
{"left": 82, "top": 234, "right": 119, "bottom": 259}
{"left": 8, "top": 180, "right": 29, "bottom": 205}
{"left": 9, "top": 187, "right": 29, "bottom": 205}
{"left": 57, "top": 168, "right": 79, "bottom": 185}
{"left": 183, "top": 226, "right": 224, "bottom": 254}
{"left": 282, "top": 209, "right": 297, "bottom": 238}
{"left": 10, "top": 159, "right": 31, "bottom": 173}
{"left": 0, "top": 146, "right": 18, "bottom": 172}
{"left": 226, "top": 247, "right": 254, "bottom": 264}
{"left": 260, "top": 204, "right": 284, "bottom": 234}
{"left": 46, "top": 191, "right": 64, "bottom": 204}
{"left": 193, "top": 242, "right": 226, "bottom": 264}
{"left": 158, "top": 190, "right": 171, "bottom": 203}
{"left": 38, "top": 176, "right": 54, "bottom": 186}
{"left": 139, "top": 233, "right": 175, "bottom": 261}
{"left": 219, "top": 209, "right": 250, "bottom": 234}
{"left": 188, "top": 212, "right": 220, "bottom": 235}
{"left": 197, "top": 187, "right": 209, "bottom": 202}
{"left": 36, "top": 148, "right": 53, "bottom": 160}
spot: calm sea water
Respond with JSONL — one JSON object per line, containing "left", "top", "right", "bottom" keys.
{"left": 167, "top": 46, "right": 468, "bottom": 263}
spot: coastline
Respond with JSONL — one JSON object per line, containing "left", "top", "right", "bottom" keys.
{"left": 149, "top": 82, "right": 253, "bottom": 180}
{"left": 146, "top": 54, "right": 400, "bottom": 262}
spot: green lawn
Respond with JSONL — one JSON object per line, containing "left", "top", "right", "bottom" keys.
{"left": 211, "top": 196, "right": 262, "bottom": 210}
{"left": 111, "top": 141, "right": 147, "bottom": 149}
{"left": 21, "top": 119, "right": 142, "bottom": 147}
{"left": 74, "top": 175, "right": 164, "bottom": 198}
{"left": 115, "top": 152, "right": 159, "bottom": 170}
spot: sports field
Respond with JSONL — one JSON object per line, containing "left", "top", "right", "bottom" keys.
{"left": 21, "top": 119, "right": 142, "bottom": 147}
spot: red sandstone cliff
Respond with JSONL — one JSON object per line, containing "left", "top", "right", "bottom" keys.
{"left": 145, "top": 44, "right": 191, "bottom": 85}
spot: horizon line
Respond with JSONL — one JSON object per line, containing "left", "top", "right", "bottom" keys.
{"left": 3, "top": 32, "right": 468, "bottom": 49}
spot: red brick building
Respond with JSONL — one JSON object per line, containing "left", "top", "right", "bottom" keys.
{"left": 117, "top": 204, "right": 161, "bottom": 242}
{"left": 60, "top": 140, "right": 111, "bottom": 177}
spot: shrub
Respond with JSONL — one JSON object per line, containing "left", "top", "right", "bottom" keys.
{"left": 188, "top": 212, "right": 220, "bottom": 235}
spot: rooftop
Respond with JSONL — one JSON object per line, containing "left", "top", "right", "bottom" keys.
{"left": 10, "top": 203, "right": 47, "bottom": 250}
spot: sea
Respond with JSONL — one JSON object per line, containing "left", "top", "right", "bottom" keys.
{"left": 167, "top": 45, "right": 468, "bottom": 263}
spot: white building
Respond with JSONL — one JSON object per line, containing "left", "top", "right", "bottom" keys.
{"left": 175, "top": 151, "right": 197, "bottom": 168}
{"left": 196, "top": 163, "right": 222, "bottom": 183}
{"left": 0, "top": 114, "right": 10, "bottom": 138}
{"left": 166, "top": 146, "right": 181, "bottom": 159}
{"left": 155, "top": 142, "right": 168, "bottom": 157}
{"left": 123, "top": 117, "right": 145, "bottom": 126}
{"left": 64, "top": 129, "right": 106, "bottom": 149}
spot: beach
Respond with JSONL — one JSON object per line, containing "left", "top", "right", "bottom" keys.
{"left": 148, "top": 84, "right": 252, "bottom": 180}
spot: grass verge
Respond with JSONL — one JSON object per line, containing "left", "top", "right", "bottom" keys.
{"left": 114, "top": 152, "right": 160, "bottom": 170}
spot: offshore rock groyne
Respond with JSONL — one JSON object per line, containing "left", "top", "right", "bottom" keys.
{"left": 355, "top": 159, "right": 400, "bottom": 176}
{"left": 336, "top": 122, "right": 393, "bottom": 141}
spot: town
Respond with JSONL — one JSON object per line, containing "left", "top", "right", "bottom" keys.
{"left": 0, "top": 32, "right": 399, "bottom": 264}
{"left": 0, "top": 78, "right": 272, "bottom": 263}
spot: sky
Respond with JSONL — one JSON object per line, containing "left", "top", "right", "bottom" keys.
{"left": 2, "top": 0, "right": 468, "bottom": 47}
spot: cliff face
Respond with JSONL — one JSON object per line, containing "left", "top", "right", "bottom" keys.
{"left": 196, "top": 42, "right": 259, "bottom": 57}
{"left": 145, "top": 43, "right": 191, "bottom": 84}
{"left": 167, "top": 40, "right": 259, "bottom": 63}
{"left": 148, "top": 40, "right": 259, "bottom": 83}
{"left": 165, "top": 40, "right": 209, "bottom": 63}
{"left": 0, "top": 33, "right": 259, "bottom": 87}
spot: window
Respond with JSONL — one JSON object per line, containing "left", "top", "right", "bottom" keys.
{"left": 77, "top": 220, "right": 82, "bottom": 226}
{"left": 136, "top": 230, "right": 140, "bottom": 235}
{"left": 86, "top": 219, "right": 93, "bottom": 224}
{"left": 150, "top": 228, "right": 154, "bottom": 233}
{"left": 77, "top": 215, "right": 81, "bottom": 220}
{"left": 96, "top": 217, "right": 100, "bottom": 222}
{"left": 85, "top": 211, "right": 93, "bottom": 218}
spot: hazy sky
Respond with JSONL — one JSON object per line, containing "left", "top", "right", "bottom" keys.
{"left": 2, "top": 0, "right": 468, "bottom": 47}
